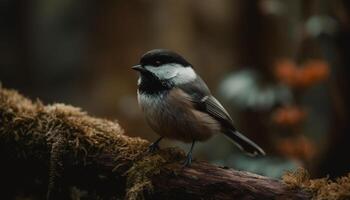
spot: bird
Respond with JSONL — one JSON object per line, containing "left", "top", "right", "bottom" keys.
{"left": 132, "top": 49, "right": 265, "bottom": 166}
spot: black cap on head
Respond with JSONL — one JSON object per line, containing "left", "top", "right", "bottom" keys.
{"left": 140, "top": 49, "right": 191, "bottom": 67}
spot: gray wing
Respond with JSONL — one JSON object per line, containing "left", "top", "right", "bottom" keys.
{"left": 203, "top": 95, "right": 265, "bottom": 156}
{"left": 178, "top": 76, "right": 265, "bottom": 156}
{"left": 177, "top": 76, "right": 236, "bottom": 130}
{"left": 201, "top": 95, "right": 236, "bottom": 130}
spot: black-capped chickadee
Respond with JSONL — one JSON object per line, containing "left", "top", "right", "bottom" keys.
{"left": 132, "top": 49, "right": 265, "bottom": 166}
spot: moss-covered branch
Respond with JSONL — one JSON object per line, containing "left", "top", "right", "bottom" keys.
{"left": 0, "top": 86, "right": 335, "bottom": 199}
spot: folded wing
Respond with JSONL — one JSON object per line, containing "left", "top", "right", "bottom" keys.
{"left": 178, "top": 76, "right": 265, "bottom": 156}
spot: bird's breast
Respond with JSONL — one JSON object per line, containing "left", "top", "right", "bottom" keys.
{"left": 137, "top": 89, "right": 220, "bottom": 142}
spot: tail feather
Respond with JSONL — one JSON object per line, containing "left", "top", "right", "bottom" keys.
{"left": 224, "top": 130, "right": 265, "bottom": 156}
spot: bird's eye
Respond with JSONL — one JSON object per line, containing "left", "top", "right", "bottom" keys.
{"left": 155, "top": 60, "right": 161, "bottom": 65}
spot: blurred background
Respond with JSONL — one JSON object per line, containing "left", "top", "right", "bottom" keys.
{"left": 1, "top": 0, "right": 349, "bottom": 179}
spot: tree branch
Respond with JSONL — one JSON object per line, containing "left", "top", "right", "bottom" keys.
{"left": 0, "top": 87, "right": 310, "bottom": 199}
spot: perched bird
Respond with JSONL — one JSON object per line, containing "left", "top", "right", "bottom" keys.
{"left": 132, "top": 49, "right": 265, "bottom": 166}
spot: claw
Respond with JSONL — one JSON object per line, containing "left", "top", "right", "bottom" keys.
{"left": 148, "top": 142, "right": 160, "bottom": 153}
{"left": 148, "top": 137, "right": 163, "bottom": 153}
{"left": 182, "top": 153, "right": 192, "bottom": 167}
{"left": 182, "top": 140, "right": 195, "bottom": 167}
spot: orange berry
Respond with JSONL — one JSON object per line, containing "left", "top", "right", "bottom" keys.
{"left": 272, "top": 106, "right": 306, "bottom": 126}
{"left": 274, "top": 59, "right": 298, "bottom": 86}
{"left": 300, "top": 60, "right": 330, "bottom": 86}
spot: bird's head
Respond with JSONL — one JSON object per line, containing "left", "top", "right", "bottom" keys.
{"left": 132, "top": 49, "right": 197, "bottom": 93}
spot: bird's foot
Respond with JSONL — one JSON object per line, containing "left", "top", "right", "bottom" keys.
{"left": 182, "top": 153, "right": 192, "bottom": 167}
{"left": 148, "top": 142, "right": 160, "bottom": 153}
{"left": 147, "top": 137, "right": 163, "bottom": 153}
{"left": 182, "top": 140, "right": 195, "bottom": 167}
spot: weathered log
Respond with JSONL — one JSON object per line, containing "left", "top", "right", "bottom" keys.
{"left": 0, "top": 87, "right": 311, "bottom": 200}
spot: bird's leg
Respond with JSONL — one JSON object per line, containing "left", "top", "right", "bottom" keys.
{"left": 148, "top": 136, "right": 163, "bottom": 153}
{"left": 183, "top": 140, "right": 196, "bottom": 167}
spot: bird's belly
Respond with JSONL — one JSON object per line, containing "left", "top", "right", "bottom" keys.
{"left": 138, "top": 92, "right": 220, "bottom": 143}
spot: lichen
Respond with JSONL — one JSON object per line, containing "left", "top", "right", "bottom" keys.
{"left": 47, "top": 134, "right": 67, "bottom": 199}
{"left": 283, "top": 168, "right": 350, "bottom": 200}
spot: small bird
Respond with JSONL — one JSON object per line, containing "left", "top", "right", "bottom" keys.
{"left": 132, "top": 49, "right": 265, "bottom": 166}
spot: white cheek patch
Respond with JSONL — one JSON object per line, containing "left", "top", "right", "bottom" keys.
{"left": 145, "top": 64, "right": 197, "bottom": 84}
{"left": 172, "top": 65, "right": 196, "bottom": 84}
{"left": 145, "top": 64, "right": 178, "bottom": 80}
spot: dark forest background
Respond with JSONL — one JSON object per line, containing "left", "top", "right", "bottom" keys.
{"left": 1, "top": 0, "right": 349, "bottom": 179}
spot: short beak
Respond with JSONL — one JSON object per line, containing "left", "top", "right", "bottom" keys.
{"left": 131, "top": 64, "right": 145, "bottom": 72}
